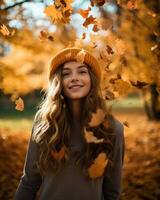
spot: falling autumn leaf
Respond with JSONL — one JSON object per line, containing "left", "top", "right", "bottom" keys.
{"left": 82, "top": 33, "right": 86, "bottom": 39}
{"left": 51, "top": 145, "right": 66, "bottom": 160}
{"left": 15, "top": 97, "right": 24, "bottom": 111}
{"left": 76, "top": 49, "right": 86, "bottom": 64}
{"left": 44, "top": 5, "right": 63, "bottom": 23}
{"left": 91, "top": 0, "right": 106, "bottom": 7}
{"left": 127, "top": 0, "right": 138, "bottom": 10}
{"left": 130, "top": 80, "right": 149, "bottom": 89}
{"left": 104, "top": 90, "right": 115, "bottom": 100}
{"left": 90, "top": 41, "right": 98, "bottom": 48}
{"left": 88, "top": 152, "right": 108, "bottom": 179}
{"left": 89, "top": 108, "right": 106, "bottom": 127}
{"left": 0, "top": 24, "right": 15, "bottom": 36}
{"left": 84, "top": 128, "right": 104, "bottom": 143}
{"left": 123, "top": 121, "right": 130, "bottom": 128}
{"left": 106, "top": 44, "right": 114, "bottom": 55}
{"left": 83, "top": 15, "right": 96, "bottom": 28}
{"left": 93, "top": 24, "right": 99, "bottom": 32}
{"left": 78, "top": 7, "right": 91, "bottom": 18}
{"left": 39, "top": 30, "right": 54, "bottom": 42}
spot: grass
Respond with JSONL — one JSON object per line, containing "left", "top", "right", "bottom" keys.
{"left": 0, "top": 95, "right": 145, "bottom": 131}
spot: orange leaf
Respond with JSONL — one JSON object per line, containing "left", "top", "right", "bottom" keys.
{"left": 88, "top": 152, "right": 108, "bottom": 179}
{"left": 78, "top": 7, "right": 91, "bottom": 18}
{"left": 76, "top": 49, "right": 86, "bottom": 64}
{"left": 83, "top": 15, "right": 96, "bottom": 28}
{"left": 15, "top": 97, "right": 24, "bottom": 111}
{"left": 84, "top": 128, "right": 104, "bottom": 143}
{"left": 89, "top": 108, "right": 106, "bottom": 127}
{"left": 127, "top": 1, "right": 138, "bottom": 10}
{"left": 51, "top": 145, "right": 66, "bottom": 160}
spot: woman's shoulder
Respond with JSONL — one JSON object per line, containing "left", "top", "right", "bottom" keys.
{"left": 106, "top": 114, "right": 124, "bottom": 141}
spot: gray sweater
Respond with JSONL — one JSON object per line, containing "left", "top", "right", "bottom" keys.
{"left": 14, "top": 117, "right": 125, "bottom": 200}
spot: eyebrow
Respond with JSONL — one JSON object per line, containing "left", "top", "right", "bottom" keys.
{"left": 62, "top": 65, "right": 88, "bottom": 71}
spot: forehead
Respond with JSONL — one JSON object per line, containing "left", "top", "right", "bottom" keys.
{"left": 62, "top": 61, "right": 88, "bottom": 70}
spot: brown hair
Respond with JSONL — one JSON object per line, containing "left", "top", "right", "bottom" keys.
{"left": 32, "top": 63, "right": 115, "bottom": 179}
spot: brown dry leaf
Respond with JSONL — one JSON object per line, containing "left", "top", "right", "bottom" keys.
{"left": 93, "top": 24, "right": 99, "bottom": 32}
{"left": 76, "top": 49, "right": 86, "bottom": 64}
{"left": 15, "top": 97, "right": 24, "bottom": 111}
{"left": 51, "top": 145, "right": 66, "bottom": 160}
{"left": 106, "top": 45, "right": 114, "bottom": 55}
{"left": 82, "top": 33, "right": 86, "bottom": 39}
{"left": 91, "top": 0, "right": 106, "bottom": 6}
{"left": 130, "top": 80, "right": 149, "bottom": 89}
{"left": 89, "top": 108, "right": 106, "bottom": 127}
{"left": 39, "top": 30, "right": 54, "bottom": 42}
{"left": 88, "top": 152, "right": 108, "bottom": 179}
{"left": 83, "top": 15, "right": 96, "bottom": 28}
{"left": 78, "top": 7, "right": 91, "bottom": 18}
{"left": 104, "top": 90, "right": 115, "bottom": 100}
{"left": 123, "top": 121, "right": 130, "bottom": 128}
{"left": 84, "top": 128, "right": 104, "bottom": 143}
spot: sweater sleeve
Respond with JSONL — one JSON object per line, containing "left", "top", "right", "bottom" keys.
{"left": 102, "top": 118, "right": 125, "bottom": 200}
{"left": 14, "top": 116, "right": 42, "bottom": 200}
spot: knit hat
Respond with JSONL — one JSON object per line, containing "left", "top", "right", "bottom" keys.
{"left": 48, "top": 47, "right": 101, "bottom": 81}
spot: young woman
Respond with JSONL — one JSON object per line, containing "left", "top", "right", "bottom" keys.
{"left": 14, "top": 47, "right": 125, "bottom": 200}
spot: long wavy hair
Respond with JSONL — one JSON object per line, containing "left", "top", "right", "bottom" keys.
{"left": 32, "top": 63, "right": 115, "bottom": 179}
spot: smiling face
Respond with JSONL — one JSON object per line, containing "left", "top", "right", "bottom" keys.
{"left": 61, "top": 61, "right": 91, "bottom": 100}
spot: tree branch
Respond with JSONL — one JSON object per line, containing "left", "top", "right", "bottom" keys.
{"left": 0, "top": 0, "right": 43, "bottom": 11}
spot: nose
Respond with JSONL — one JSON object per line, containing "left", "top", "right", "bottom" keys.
{"left": 70, "top": 72, "right": 79, "bottom": 82}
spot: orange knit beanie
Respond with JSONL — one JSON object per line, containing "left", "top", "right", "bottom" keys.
{"left": 48, "top": 47, "right": 101, "bottom": 81}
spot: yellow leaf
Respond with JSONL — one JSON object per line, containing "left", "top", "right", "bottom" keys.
{"left": 89, "top": 108, "right": 106, "bottom": 127}
{"left": 84, "top": 128, "right": 104, "bottom": 143}
{"left": 0, "top": 24, "right": 10, "bottom": 36}
{"left": 15, "top": 97, "right": 24, "bottom": 111}
{"left": 76, "top": 49, "right": 86, "bottom": 64}
{"left": 88, "top": 152, "right": 108, "bottom": 179}
{"left": 44, "top": 5, "right": 64, "bottom": 23}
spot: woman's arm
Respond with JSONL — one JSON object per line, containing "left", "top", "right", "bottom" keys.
{"left": 103, "top": 118, "right": 125, "bottom": 200}
{"left": 14, "top": 116, "right": 42, "bottom": 200}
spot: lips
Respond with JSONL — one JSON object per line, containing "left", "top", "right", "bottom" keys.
{"left": 69, "top": 85, "right": 83, "bottom": 89}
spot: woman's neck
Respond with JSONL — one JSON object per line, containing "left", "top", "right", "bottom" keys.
{"left": 68, "top": 99, "right": 82, "bottom": 123}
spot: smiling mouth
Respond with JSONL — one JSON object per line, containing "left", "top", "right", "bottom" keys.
{"left": 69, "top": 85, "right": 83, "bottom": 89}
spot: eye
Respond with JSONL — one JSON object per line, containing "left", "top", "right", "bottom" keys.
{"left": 79, "top": 71, "right": 87, "bottom": 74}
{"left": 62, "top": 72, "right": 70, "bottom": 76}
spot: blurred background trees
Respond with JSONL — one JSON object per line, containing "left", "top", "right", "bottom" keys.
{"left": 0, "top": 0, "right": 160, "bottom": 119}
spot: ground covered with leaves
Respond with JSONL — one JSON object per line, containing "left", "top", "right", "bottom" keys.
{"left": 0, "top": 110, "right": 160, "bottom": 200}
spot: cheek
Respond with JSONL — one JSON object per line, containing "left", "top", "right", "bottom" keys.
{"left": 85, "top": 75, "right": 91, "bottom": 91}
